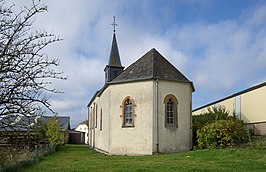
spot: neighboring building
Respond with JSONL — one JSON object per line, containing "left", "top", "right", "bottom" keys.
{"left": 87, "top": 30, "right": 195, "bottom": 155}
{"left": 74, "top": 121, "right": 88, "bottom": 144}
{"left": 69, "top": 129, "right": 85, "bottom": 144}
{"left": 0, "top": 115, "right": 71, "bottom": 145}
{"left": 41, "top": 116, "right": 70, "bottom": 144}
{"left": 193, "top": 82, "right": 266, "bottom": 135}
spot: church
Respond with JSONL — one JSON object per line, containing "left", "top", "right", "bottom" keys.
{"left": 87, "top": 27, "right": 195, "bottom": 155}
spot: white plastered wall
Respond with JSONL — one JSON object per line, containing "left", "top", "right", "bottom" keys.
{"left": 88, "top": 91, "right": 110, "bottom": 153}
{"left": 93, "top": 88, "right": 111, "bottom": 153}
{"left": 157, "top": 80, "right": 192, "bottom": 153}
{"left": 88, "top": 79, "right": 193, "bottom": 155}
{"left": 75, "top": 124, "right": 88, "bottom": 144}
{"left": 108, "top": 80, "right": 154, "bottom": 155}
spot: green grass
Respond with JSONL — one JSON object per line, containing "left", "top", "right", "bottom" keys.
{"left": 21, "top": 137, "right": 266, "bottom": 172}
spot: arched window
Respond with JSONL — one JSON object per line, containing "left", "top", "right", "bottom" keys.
{"left": 164, "top": 94, "right": 178, "bottom": 128}
{"left": 167, "top": 98, "right": 174, "bottom": 125}
{"left": 122, "top": 97, "right": 135, "bottom": 127}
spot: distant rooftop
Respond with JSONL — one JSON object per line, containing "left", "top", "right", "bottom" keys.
{"left": 0, "top": 115, "right": 70, "bottom": 132}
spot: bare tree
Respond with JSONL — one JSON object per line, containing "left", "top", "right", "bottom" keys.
{"left": 0, "top": 0, "right": 65, "bottom": 130}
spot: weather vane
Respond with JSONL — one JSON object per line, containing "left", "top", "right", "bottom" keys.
{"left": 111, "top": 16, "right": 118, "bottom": 33}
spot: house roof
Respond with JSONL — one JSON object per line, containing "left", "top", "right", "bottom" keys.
{"left": 41, "top": 116, "right": 70, "bottom": 131}
{"left": 110, "top": 48, "right": 194, "bottom": 90}
{"left": 193, "top": 81, "right": 266, "bottom": 112}
{"left": 0, "top": 116, "right": 38, "bottom": 132}
{"left": 0, "top": 115, "right": 70, "bottom": 132}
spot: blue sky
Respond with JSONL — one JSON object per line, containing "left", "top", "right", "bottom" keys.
{"left": 10, "top": 0, "right": 266, "bottom": 127}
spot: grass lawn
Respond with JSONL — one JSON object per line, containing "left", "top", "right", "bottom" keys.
{"left": 22, "top": 137, "right": 266, "bottom": 172}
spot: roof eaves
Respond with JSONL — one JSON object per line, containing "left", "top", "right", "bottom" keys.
{"left": 110, "top": 76, "right": 153, "bottom": 84}
{"left": 110, "top": 77, "right": 194, "bottom": 87}
{"left": 95, "top": 84, "right": 108, "bottom": 97}
{"left": 87, "top": 90, "right": 100, "bottom": 107}
{"left": 190, "top": 81, "right": 196, "bottom": 92}
{"left": 193, "top": 81, "right": 266, "bottom": 112}
{"left": 151, "top": 48, "right": 155, "bottom": 79}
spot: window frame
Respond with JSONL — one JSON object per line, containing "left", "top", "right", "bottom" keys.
{"left": 166, "top": 99, "right": 174, "bottom": 125}
{"left": 121, "top": 96, "right": 135, "bottom": 128}
{"left": 164, "top": 94, "right": 178, "bottom": 128}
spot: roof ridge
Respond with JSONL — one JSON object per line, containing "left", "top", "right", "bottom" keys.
{"left": 151, "top": 48, "right": 155, "bottom": 78}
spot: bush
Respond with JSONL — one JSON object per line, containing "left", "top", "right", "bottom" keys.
{"left": 46, "top": 116, "right": 63, "bottom": 146}
{"left": 192, "top": 105, "right": 231, "bottom": 146}
{"left": 197, "top": 119, "right": 250, "bottom": 149}
{"left": 193, "top": 113, "right": 216, "bottom": 146}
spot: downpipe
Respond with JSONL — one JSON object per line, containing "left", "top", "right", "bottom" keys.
{"left": 156, "top": 79, "right": 159, "bottom": 153}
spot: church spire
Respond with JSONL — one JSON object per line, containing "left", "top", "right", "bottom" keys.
{"left": 108, "top": 32, "right": 122, "bottom": 67}
{"left": 104, "top": 16, "right": 124, "bottom": 83}
{"left": 108, "top": 16, "right": 122, "bottom": 67}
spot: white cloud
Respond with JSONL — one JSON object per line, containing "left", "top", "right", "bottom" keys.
{"left": 7, "top": 0, "right": 266, "bottom": 126}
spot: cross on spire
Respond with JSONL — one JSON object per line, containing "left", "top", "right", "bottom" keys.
{"left": 111, "top": 16, "right": 118, "bottom": 33}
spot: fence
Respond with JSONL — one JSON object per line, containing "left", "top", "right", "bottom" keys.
{"left": 246, "top": 122, "right": 266, "bottom": 136}
{"left": 0, "top": 144, "right": 56, "bottom": 171}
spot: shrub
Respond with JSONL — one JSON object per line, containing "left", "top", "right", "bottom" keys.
{"left": 46, "top": 117, "right": 62, "bottom": 146}
{"left": 206, "top": 105, "right": 231, "bottom": 120}
{"left": 193, "top": 113, "right": 216, "bottom": 146}
{"left": 197, "top": 119, "right": 250, "bottom": 149}
{"left": 192, "top": 105, "right": 231, "bottom": 146}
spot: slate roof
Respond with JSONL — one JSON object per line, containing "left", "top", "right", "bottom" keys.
{"left": 108, "top": 33, "right": 122, "bottom": 67}
{"left": 0, "top": 115, "right": 70, "bottom": 132}
{"left": 111, "top": 48, "right": 194, "bottom": 91}
{"left": 41, "top": 116, "right": 70, "bottom": 131}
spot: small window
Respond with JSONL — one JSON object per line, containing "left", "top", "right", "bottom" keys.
{"left": 100, "top": 108, "right": 102, "bottom": 131}
{"left": 122, "top": 97, "right": 135, "bottom": 127}
{"left": 95, "top": 105, "right": 98, "bottom": 128}
{"left": 90, "top": 107, "right": 93, "bottom": 129}
{"left": 93, "top": 103, "right": 96, "bottom": 128}
{"left": 164, "top": 94, "right": 178, "bottom": 128}
{"left": 190, "top": 102, "right": 192, "bottom": 129}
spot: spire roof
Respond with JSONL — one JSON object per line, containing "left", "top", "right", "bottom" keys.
{"left": 108, "top": 33, "right": 122, "bottom": 67}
